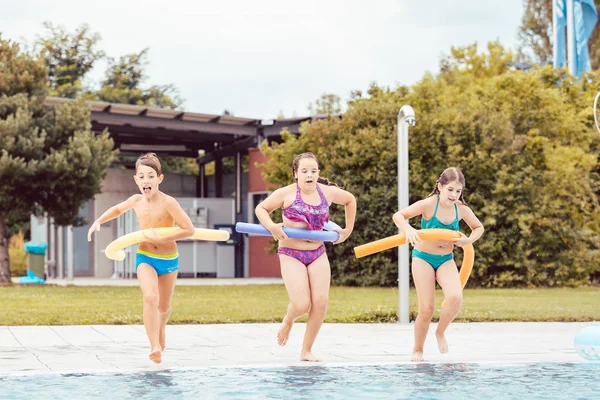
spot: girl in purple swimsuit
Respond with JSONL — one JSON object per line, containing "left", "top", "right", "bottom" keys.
{"left": 255, "top": 152, "right": 356, "bottom": 362}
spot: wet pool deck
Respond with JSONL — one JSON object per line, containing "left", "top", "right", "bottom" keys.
{"left": 0, "top": 322, "right": 590, "bottom": 375}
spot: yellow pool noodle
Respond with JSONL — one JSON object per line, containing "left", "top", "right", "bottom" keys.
{"left": 105, "top": 227, "right": 230, "bottom": 261}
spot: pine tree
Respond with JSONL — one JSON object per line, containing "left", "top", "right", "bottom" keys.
{"left": 0, "top": 36, "right": 117, "bottom": 282}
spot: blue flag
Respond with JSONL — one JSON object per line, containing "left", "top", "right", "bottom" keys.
{"left": 554, "top": 0, "right": 567, "bottom": 68}
{"left": 554, "top": 0, "right": 598, "bottom": 76}
{"left": 573, "top": 0, "right": 598, "bottom": 76}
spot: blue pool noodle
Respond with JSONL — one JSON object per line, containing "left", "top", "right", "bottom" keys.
{"left": 235, "top": 221, "right": 341, "bottom": 242}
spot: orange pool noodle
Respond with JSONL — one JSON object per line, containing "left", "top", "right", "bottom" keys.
{"left": 353, "top": 228, "right": 474, "bottom": 308}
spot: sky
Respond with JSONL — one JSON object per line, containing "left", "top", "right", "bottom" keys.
{"left": 1, "top": 0, "right": 525, "bottom": 119}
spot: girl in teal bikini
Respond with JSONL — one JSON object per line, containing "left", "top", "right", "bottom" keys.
{"left": 392, "top": 167, "right": 484, "bottom": 362}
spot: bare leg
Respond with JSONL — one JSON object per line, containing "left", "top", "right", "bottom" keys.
{"left": 137, "top": 264, "right": 162, "bottom": 363}
{"left": 411, "top": 257, "right": 436, "bottom": 362}
{"left": 278, "top": 254, "right": 311, "bottom": 347}
{"left": 157, "top": 270, "right": 178, "bottom": 351}
{"left": 435, "top": 260, "right": 462, "bottom": 354}
{"left": 301, "top": 253, "right": 330, "bottom": 362}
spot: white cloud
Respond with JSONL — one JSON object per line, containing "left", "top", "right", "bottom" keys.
{"left": 1, "top": 0, "right": 524, "bottom": 118}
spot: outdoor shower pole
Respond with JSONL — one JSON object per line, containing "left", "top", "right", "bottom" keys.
{"left": 398, "top": 105, "right": 415, "bottom": 324}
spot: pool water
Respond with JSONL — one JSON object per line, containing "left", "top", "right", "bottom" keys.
{"left": 1, "top": 362, "right": 598, "bottom": 399}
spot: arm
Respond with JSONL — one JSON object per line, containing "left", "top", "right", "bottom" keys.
{"left": 255, "top": 188, "right": 289, "bottom": 241}
{"left": 143, "top": 197, "right": 195, "bottom": 243}
{"left": 87, "top": 195, "right": 139, "bottom": 241}
{"left": 328, "top": 186, "right": 356, "bottom": 244}
{"left": 392, "top": 199, "right": 428, "bottom": 230}
{"left": 452, "top": 205, "right": 484, "bottom": 247}
{"left": 392, "top": 199, "right": 429, "bottom": 246}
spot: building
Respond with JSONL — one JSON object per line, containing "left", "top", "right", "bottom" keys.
{"left": 32, "top": 97, "right": 333, "bottom": 280}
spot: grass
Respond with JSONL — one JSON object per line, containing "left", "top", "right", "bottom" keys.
{"left": 0, "top": 285, "right": 598, "bottom": 325}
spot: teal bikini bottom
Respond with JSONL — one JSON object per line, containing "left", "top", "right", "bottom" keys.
{"left": 412, "top": 249, "right": 453, "bottom": 271}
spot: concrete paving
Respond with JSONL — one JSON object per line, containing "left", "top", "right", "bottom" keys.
{"left": 0, "top": 322, "right": 591, "bottom": 376}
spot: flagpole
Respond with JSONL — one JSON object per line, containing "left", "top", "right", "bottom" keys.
{"left": 553, "top": 0, "right": 558, "bottom": 66}
{"left": 567, "top": 0, "right": 576, "bottom": 74}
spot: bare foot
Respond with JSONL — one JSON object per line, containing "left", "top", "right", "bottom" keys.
{"left": 300, "top": 351, "right": 321, "bottom": 362}
{"left": 159, "top": 327, "right": 166, "bottom": 351}
{"left": 149, "top": 347, "right": 162, "bottom": 363}
{"left": 436, "top": 332, "right": 448, "bottom": 354}
{"left": 411, "top": 350, "right": 424, "bottom": 362}
{"left": 277, "top": 315, "right": 293, "bottom": 346}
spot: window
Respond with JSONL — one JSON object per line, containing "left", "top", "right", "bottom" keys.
{"left": 251, "top": 193, "right": 268, "bottom": 224}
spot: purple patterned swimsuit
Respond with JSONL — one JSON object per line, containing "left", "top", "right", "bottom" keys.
{"left": 278, "top": 184, "right": 330, "bottom": 267}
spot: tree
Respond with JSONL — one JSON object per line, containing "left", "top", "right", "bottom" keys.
{"left": 161, "top": 157, "right": 199, "bottom": 175}
{"left": 33, "top": 23, "right": 182, "bottom": 108}
{"left": 94, "top": 49, "right": 182, "bottom": 109}
{"left": 0, "top": 37, "right": 117, "bottom": 282}
{"left": 261, "top": 42, "right": 600, "bottom": 287}
{"left": 308, "top": 93, "right": 342, "bottom": 115}
{"left": 93, "top": 49, "right": 189, "bottom": 172}
{"left": 33, "top": 24, "right": 191, "bottom": 174}
{"left": 35, "top": 22, "right": 105, "bottom": 99}
{"left": 518, "top": 0, "right": 600, "bottom": 68}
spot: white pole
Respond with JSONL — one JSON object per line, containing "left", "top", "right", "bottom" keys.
{"left": 553, "top": 0, "right": 558, "bottom": 66}
{"left": 193, "top": 198, "right": 198, "bottom": 278}
{"left": 57, "top": 226, "right": 63, "bottom": 280}
{"left": 49, "top": 218, "right": 55, "bottom": 277}
{"left": 236, "top": 152, "right": 242, "bottom": 214}
{"left": 112, "top": 214, "right": 123, "bottom": 279}
{"left": 567, "top": 0, "right": 576, "bottom": 74}
{"left": 66, "top": 226, "right": 73, "bottom": 281}
{"left": 397, "top": 105, "right": 415, "bottom": 325}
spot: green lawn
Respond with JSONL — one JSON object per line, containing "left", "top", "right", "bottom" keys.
{"left": 0, "top": 285, "right": 598, "bottom": 325}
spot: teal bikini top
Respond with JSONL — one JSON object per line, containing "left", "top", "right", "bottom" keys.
{"left": 421, "top": 195, "right": 460, "bottom": 231}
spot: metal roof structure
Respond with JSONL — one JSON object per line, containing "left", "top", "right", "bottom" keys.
{"left": 44, "top": 97, "right": 338, "bottom": 163}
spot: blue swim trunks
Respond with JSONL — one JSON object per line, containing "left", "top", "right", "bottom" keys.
{"left": 136, "top": 249, "right": 179, "bottom": 275}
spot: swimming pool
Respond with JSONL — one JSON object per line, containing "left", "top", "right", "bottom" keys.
{"left": 1, "top": 362, "right": 598, "bottom": 399}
